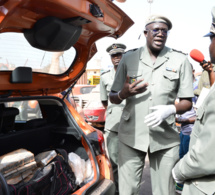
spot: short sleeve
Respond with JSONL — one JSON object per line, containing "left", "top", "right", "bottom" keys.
{"left": 177, "top": 57, "right": 194, "bottom": 98}
{"left": 111, "top": 56, "right": 127, "bottom": 92}
{"left": 100, "top": 76, "right": 108, "bottom": 101}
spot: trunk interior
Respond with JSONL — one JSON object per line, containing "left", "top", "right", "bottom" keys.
{"left": 0, "top": 97, "right": 88, "bottom": 159}
{"left": 0, "top": 96, "right": 95, "bottom": 191}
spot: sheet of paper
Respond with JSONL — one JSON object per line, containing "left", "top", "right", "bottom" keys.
{"left": 194, "top": 87, "right": 210, "bottom": 109}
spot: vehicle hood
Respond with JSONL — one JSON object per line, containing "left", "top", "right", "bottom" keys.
{"left": 0, "top": 0, "right": 133, "bottom": 97}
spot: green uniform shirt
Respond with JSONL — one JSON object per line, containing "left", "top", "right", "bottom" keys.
{"left": 111, "top": 46, "right": 194, "bottom": 152}
{"left": 100, "top": 68, "right": 125, "bottom": 132}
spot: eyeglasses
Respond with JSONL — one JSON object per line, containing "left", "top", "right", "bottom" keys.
{"left": 145, "top": 29, "right": 169, "bottom": 37}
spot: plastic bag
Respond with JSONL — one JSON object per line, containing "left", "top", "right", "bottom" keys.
{"left": 68, "top": 152, "right": 94, "bottom": 185}
{"left": 68, "top": 152, "right": 85, "bottom": 185}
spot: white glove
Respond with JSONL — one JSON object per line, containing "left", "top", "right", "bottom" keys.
{"left": 144, "top": 105, "right": 176, "bottom": 128}
{"left": 172, "top": 168, "right": 184, "bottom": 184}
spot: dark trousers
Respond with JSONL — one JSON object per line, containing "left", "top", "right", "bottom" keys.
{"left": 179, "top": 131, "right": 190, "bottom": 159}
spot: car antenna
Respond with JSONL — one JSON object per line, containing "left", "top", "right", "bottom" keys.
{"left": 62, "top": 80, "right": 77, "bottom": 100}
{"left": 62, "top": 70, "right": 86, "bottom": 100}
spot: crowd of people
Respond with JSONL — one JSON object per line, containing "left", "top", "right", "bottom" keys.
{"left": 99, "top": 6, "right": 215, "bottom": 195}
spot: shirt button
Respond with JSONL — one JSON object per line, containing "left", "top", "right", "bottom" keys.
{"left": 149, "top": 97, "right": 152, "bottom": 100}
{"left": 151, "top": 83, "right": 154, "bottom": 86}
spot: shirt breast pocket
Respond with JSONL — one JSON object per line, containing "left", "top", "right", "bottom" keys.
{"left": 128, "top": 70, "right": 143, "bottom": 84}
{"left": 161, "top": 71, "right": 179, "bottom": 91}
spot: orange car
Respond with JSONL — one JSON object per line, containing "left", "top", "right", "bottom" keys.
{"left": 0, "top": 0, "right": 133, "bottom": 194}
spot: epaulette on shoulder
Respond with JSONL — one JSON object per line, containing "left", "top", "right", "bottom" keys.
{"left": 125, "top": 48, "right": 138, "bottom": 54}
{"left": 101, "top": 70, "right": 110, "bottom": 76}
{"left": 172, "top": 49, "right": 187, "bottom": 55}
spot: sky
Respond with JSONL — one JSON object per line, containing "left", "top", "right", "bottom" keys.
{"left": 87, "top": 0, "right": 215, "bottom": 73}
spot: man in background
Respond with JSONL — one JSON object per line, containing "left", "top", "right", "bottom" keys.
{"left": 100, "top": 43, "right": 126, "bottom": 195}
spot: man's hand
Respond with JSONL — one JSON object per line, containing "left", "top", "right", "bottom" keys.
{"left": 119, "top": 76, "right": 148, "bottom": 99}
{"left": 200, "top": 61, "right": 212, "bottom": 72}
{"left": 200, "top": 61, "right": 215, "bottom": 86}
{"left": 144, "top": 105, "right": 176, "bottom": 127}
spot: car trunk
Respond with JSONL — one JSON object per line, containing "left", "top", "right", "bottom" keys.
{"left": 0, "top": 96, "right": 101, "bottom": 193}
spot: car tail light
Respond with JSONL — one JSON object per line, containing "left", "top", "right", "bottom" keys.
{"left": 87, "top": 130, "right": 106, "bottom": 155}
{"left": 96, "top": 130, "right": 105, "bottom": 154}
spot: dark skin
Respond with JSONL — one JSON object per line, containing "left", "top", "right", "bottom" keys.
{"left": 176, "top": 116, "right": 196, "bottom": 124}
{"left": 101, "top": 52, "right": 123, "bottom": 110}
{"left": 200, "top": 61, "right": 215, "bottom": 86}
{"left": 199, "top": 36, "right": 215, "bottom": 87}
{"left": 110, "top": 22, "right": 192, "bottom": 114}
{"left": 200, "top": 35, "right": 215, "bottom": 87}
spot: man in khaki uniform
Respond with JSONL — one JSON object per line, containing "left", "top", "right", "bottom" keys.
{"left": 109, "top": 15, "right": 194, "bottom": 195}
{"left": 172, "top": 6, "right": 215, "bottom": 195}
{"left": 100, "top": 43, "right": 126, "bottom": 195}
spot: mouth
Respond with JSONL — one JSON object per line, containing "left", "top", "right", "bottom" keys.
{"left": 114, "top": 61, "right": 120, "bottom": 65}
{"left": 154, "top": 39, "right": 164, "bottom": 46}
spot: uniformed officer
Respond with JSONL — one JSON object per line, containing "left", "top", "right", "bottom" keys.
{"left": 172, "top": 6, "right": 215, "bottom": 195}
{"left": 109, "top": 15, "right": 194, "bottom": 195}
{"left": 100, "top": 43, "right": 126, "bottom": 195}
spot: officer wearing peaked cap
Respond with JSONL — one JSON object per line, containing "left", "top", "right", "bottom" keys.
{"left": 100, "top": 43, "right": 126, "bottom": 195}
{"left": 106, "top": 43, "right": 126, "bottom": 55}
{"left": 109, "top": 14, "right": 194, "bottom": 195}
{"left": 172, "top": 6, "right": 215, "bottom": 195}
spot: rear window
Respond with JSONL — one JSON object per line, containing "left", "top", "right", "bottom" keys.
{"left": 0, "top": 33, "right": 76, "bottom": 74}
{"left": 6, "top": 100, "right": 42, "bottom": 121}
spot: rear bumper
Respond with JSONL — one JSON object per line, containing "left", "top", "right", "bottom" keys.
{"left": 88, "top": 179, "right": 116, "bottom": 195}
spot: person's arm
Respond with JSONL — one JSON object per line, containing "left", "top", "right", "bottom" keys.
{"left": 100, "top": 76, "right": 108, "bottom": 108}
{"left": 176, "top": 116, "right": 196, "bottom": 124}
{"left": 109, "top": 75, "right": 148, "bottom": 104}
{"left": 175, "top": 98, "right": 192, "bottom": 115}
{"left": 101, "top": 101, "right": 108, "bottom": 110}
{"left": 200, "top": 61, "right": 215, "bottom": 86}
{"left": 144, "top": 99, "right": 192, "bottom": 128}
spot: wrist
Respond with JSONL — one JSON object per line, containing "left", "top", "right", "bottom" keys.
{"left": 118, "top": 90, "right": 124, "bottom": 101}
{"left": 170, "top": 105, "right": 176, "bottom": 115}
{"left": 178, "top": 116, "right": 183, "bottom": 122}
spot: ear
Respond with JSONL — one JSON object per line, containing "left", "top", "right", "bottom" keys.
{"left": 144, "top": 30, "right": 148, "bottom": 37}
